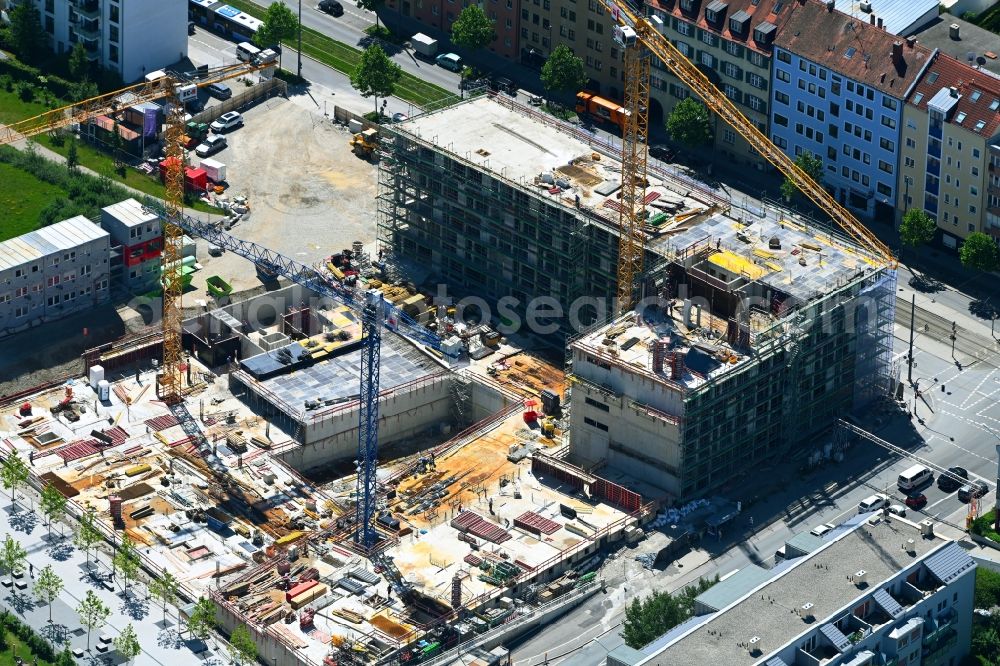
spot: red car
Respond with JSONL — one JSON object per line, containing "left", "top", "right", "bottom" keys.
{"left": 905, "top": 493, "right": 927, "bottom": 509}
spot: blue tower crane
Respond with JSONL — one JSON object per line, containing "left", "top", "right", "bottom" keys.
{"left": 142, "top": 200, "right": 442, "bottom": 553}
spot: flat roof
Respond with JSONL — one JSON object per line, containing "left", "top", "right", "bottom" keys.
{"left": 834, "top": 0, "right": 938, "bottom": 36}
{"left": 0, "top": 216, "right": 107, "bottom": 271}
{"left": 912, "top": 15, "right": 1000, "bottom": 77}
{"left": 644, "top": 516, "right": 955, "bottom": 666}
{"left": 102, "top": 198, "right": 159, "bottom": 228}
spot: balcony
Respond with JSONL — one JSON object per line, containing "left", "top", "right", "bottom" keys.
{"left": 75, "top": 18, "right": 101, "bottom": 41}
{"left": 74, "top": 0, "right": 100, "bottom": 16}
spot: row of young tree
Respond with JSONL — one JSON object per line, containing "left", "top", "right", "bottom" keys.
{"left": 0, "top": 450, "right": 258, "bottom": 664}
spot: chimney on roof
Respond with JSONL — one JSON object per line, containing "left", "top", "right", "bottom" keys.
{"left": 877, "top": 17, "right": 883, "bottom": 29}
{"left": 949, "top": 23, "right": 961, "bottom": 40}
{"left": 869, "top": 13, "right": 875, "bottom": 25}
{"left": 826, "top": 0, "right": 835, "bottom": 12}
{"left": 950, "top": 86, "right": 959, "bottom": 97}
{"left": 892, "top": 41, "right": 903, "bottom": 66}
{"left": 905, "top": 35, "right": 916, "bottom": 48}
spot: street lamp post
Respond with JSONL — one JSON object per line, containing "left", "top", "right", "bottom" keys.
{"left": 297, "top": 0, "right": 303, "bottom": 78}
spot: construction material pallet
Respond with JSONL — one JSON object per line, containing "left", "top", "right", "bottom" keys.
{"left": 145, "top": 414, "right": 180, "bottom": 431}
{"left": 56, "top": 439, "right": 101, "bottom": 462}
{"left": 464, "top": 554, "right": 482, "bottom": 566}
{"left": 514, "top": 511, "right": 561, "bottom": 535}
{"left": 349, "top": 567, "right": 381, "bottom": 585}
{"left": 449, "top": 510, "right": 511, "bottom": 544}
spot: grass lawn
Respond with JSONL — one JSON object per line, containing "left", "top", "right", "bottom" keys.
{"left": 0, "top": 633, "right": 57, "bottom": 666}
{"left": 0, "top": 88, "right": 56, "bottom": 126}
{"left": 0, "top": 162, "right": 66, "bottom": 241}
{"left": 35, "top": 135, "right": 219, "bottom": 214}
{"left": 226, "top": 0, "right": 460, "bottom": 109}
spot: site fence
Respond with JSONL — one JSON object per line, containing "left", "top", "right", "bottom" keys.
{"left": 188, "top": 77, "right": 288, "bottom": 126}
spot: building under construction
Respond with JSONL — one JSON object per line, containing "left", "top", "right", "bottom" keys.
{"left": 377, "top": 94, "right": 897, "bottom": 500}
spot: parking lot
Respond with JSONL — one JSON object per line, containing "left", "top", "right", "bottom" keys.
{"left": 183, "top": 95, "right": 379, "bottom": 296}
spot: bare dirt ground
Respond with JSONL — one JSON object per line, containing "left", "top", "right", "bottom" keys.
{"left": 187, "top": 96, "right": 379, "bottom": 296}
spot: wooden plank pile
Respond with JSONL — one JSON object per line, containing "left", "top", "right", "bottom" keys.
{"left": 449, "top": 510, "right": 511, "bottom": 544}
{"left": 513, "top": 511, "right": 561, "bottom": 535}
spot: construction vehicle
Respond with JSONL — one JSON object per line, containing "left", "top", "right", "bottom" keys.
{"left": 574, "top": 91, "right": 629, "bottom": 131}
{"left": 601, "top": 0, "right": 896, "bottom": 311}
{"left": 350, "top": 128, "right": 379, "bottom": 159}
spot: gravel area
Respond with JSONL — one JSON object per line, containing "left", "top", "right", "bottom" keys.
{"left": 186, "top": 95, "right": 380, "bottom": 296}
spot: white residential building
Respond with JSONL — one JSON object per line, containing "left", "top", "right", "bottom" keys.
{"left": 12, "top": 0, "right": 187, "bottom": 82}
{"left": 607, "top": 515, "right": 975, "bottom": 666}
{"left": 0, "top": 217, "right": 111, "bottom": 338}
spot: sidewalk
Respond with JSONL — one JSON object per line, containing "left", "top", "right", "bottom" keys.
{"left": 3, "top": 483, "right": 227, "bottom": 666}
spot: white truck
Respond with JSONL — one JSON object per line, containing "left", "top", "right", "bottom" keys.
{"left": 411, "top": 33, "right": 438, "bottom": 59}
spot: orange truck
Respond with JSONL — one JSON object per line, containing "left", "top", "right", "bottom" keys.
{"left": 575, "top": 91, "right": 630, "bottom": 130}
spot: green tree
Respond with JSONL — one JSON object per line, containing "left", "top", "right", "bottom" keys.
{"left": 450, "top": 4, "right": 495, "bottom": 50}
{"left": 960, "top": 231, "right": 1000, "bottom": 273}
{"left": 66, "top": 137, "right": 80, "bottom": 173}
{"left": 76, "top": 590, "right": 110, "bottom": 652}
{"left": 68, "top": 42, "right": 90, "bottom": 82}
{"left": 541, "top": 45, "right": 588, "bottom": 100}
{"left": 666, "top": 98, "right": 713, "bottom": 150}
{"left": 0, "top": 535, "right": 27, "bottom": 584}
{"left": 0, "top": 454, "right": 29, "bottom": 505}
{"left": 9, "top": 3, "right": 44, "bottom": 64}
{"left": 975, "top": 567, "right": 1000, "bottom": 610}
{"left": 41, "top": 483, "right": 68, "bottom": 539}
{"left": 229, "top": 625, "right": 258, "bottom": 665}
{"left": 899, "top": 208, "right": 937, "bottom": 249}
{"left": 780, "top": 150, "right": 824, "bottom": 200}
{"left": 113, "top": 623, "right": 141, "bottom": 664}
{"left": 75, "top": 508, "right": 103, "bottom": 567}
{"left": 113, "top": 535, "right": 140, "bottom": 596}
{"left": 56, "top": 646, "right": 76, "bottom": 666}
{"left": 150, "top": 570, "right": 180, "bottom": 624}
{"left": 356, "top": 0, "right": 386, "bottom": 28}
{"left": 34, "top": 564, "right": 64, "bottom": 623}
{"left": 253, "top": 1, "right": 298, "bottom": 68}
{"left": 350, "top": 44, "right": 402, "bottom": 115}
{"left": 187, "top": 597, "right": 218, "bottom": 640}
{"left": 621, "top": 575, "right": 719, "bottom": 649}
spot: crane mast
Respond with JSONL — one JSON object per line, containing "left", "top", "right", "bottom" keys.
{"left": 603, "top": 0, "right": 896, "bottom": 287}
{"left": 615, "top": 28, "right": 652, "bottom": 312}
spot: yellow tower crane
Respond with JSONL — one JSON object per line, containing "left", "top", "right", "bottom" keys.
{"left": 0, "top": 56, "right": 278, "bottom": 403}
{"left": 605, "top": 0, "right": 897, "bottom": 312}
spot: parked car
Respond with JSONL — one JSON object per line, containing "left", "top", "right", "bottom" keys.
{"left": 207, "top": 82, "right": 232, "bottom": 100}
{"left": 210, "top": 111, "right": 244, "bottom": 133}
{"left": 858, "top": 493, "right": 890, "bottom": 514}
{"left": 904, "top": 493, "right": 927, "bottom": 510}
{"left": 195, "top": 134, "right": 227, "bottom": 157}
{"left": 958, "top": 481, "right": 990, "bottom": 503}
{"left": 319, "top": 0, "right": 344, "bottom": 16}
{"left": 435, "top": 52, "right": 463, "bottom": 72}
{"left": 809, "top": 523, "right": 835, "bottom": 538}
{"left": 938, "top": 466, "right": 968, "bottom": 492}
{"left": 391, "top": 112, "right": 408, "bottom": 123}
{"left": 649, "top": 144, "right": 675, "bottom": 161}
{"left": 888, "top": 504, "right": 907, "bottom": 517}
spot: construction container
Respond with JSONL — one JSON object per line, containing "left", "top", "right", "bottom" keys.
{"left": 275, "top": 531, "right": 305, "bottom": 547}
{"left": 97, "top": 380, "right": 111, "bottom": 402}
{"left": 206, "top": 275, "right": 233, "bottom": 298}
{"left": 540, "top": 389, "right": 560, "bottom": 414}
{"left": 125, "top": 464, "right": 151, "bottom": 477}
{"left": 199, "top": 158, "right": 227, "bottom": 183}
{"left": 286, "top": 580, "right": 318, "bottom": 602}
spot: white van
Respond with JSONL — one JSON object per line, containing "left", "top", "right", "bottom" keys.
{"left": 236, "top": 41, "right": 261, "bottom": 62}
{"left": 897, "top": 464, "right": 933, "bottom": 492}
{"left": 858, "top": 493, "right": 890, "bottom": 514}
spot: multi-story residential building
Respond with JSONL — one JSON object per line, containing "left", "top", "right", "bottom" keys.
{"left": 897, "top": 53, "right": 1000, "bottom": 248}
{"left": 770, "top": 0, "right": 933, "bottom": 221}
{"left": 609, "top": 515, "right": 975, "bottom": 666}
{"left": 385, "top": 0, "right": 521, "bottom": 60}
{"left": 0, "top": 217, "right": 110, "bottom": 338}
{"left": 13, "top": 0, "right": 187, "bottom": 82}
{"left": 644, "top": 0, "right": 797, "bottom": 170}
{"left": 912, "top": 14, "right": 1000, "bottom": 80}
{"left": 831, "top": 0, "right": 938, "bottom": 36}
{"left": 101, "top": 198, "right": 162, "bottom": 292}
